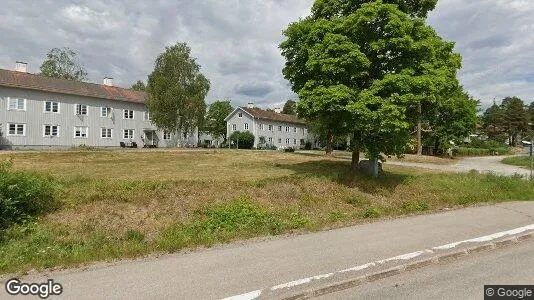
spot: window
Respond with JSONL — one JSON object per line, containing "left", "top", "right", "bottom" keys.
{"left": 123, "top": 129, "right": 134, "bottom": 139}
{"left": 143, "top": 111, "right": 151, "bottom": 121}
{"left": 278, "top": 126, "right": 282, "bottom": 131}
{"left": 232, "top": 124, "right": 237, "bottom": 131}
{"left": 8, "top": 98, "right": 26, "bottom": 111}
{"left": 260, "top": 124, "right": 264, "bottom": 131}
{"left": 268, "top": 125, "right": 273, "bottom": 131}
{"left": 300, "top": 139, "right": 305, "bottom": 145}
{"left": 278, "top": 138, "right": 282, "bottom": 144}
{"left": 74, "top": 126, "right": 88, "bottom": 138}
{"left": 75, "top": 104, "right": 88, "bottom": 115}
{"left": 244, "top": 123, "right": 249, "bottom": 130}
{"left": 294, "top": 127, "right": 297, "bottom": 133}
{"left": 268, "top": 137, "right": 273, "bottom": 143}
{"left": 302, "top": 128, "right": 305, "bottom": 134}
{"left": 294, "top": 139, "right": 297, "bottom": 145}
{"left": 101, "top": 107, "right": 112, "bottom": 117}
{"left": 101, "top": 128, "right": 112, "bottom": 139}
{"left": 163, "top": 131, "right": 171, "bottom": 140}
{"left": 286, "top": 138, "right": 290, "bottom": 144}
{"left": 44, "top": 101, "right": 59, "bottom": 113}
{"left": 7, "top": 123, "right": 25, "bottom": 136}
{"left": 238, "top": 112, "right": 243, "bottom": 118}
{"left": 123, "top": 109, "right": 134, "bottom": 119}
{"left": 43, "top": 125, "right": 59, "bottom": 137}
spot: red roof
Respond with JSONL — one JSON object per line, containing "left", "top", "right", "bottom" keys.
{"left": 240, "top": 107, "right": 307, "bottom": 125}
{"left": 0, "top": 69, "right": 146, "bottom": 104}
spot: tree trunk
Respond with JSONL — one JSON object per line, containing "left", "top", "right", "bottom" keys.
{"left": 326, "top": 131, "right": 333, "bottom": 155}
{"left": 416, "top": 101, "right": 423, "bottom": 156}
{"left": 351, "top": 131, "right": 361, "bottom": 171}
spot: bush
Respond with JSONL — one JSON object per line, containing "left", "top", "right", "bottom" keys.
{"left": 284, "top": 147, "right": 295, "bottom": 153}
{"left": 304, "top": 141, "right": 312, "bottom": 150}
{"left": 454, "top": 147, "right": 509, "bottom": 156}
{"left": 229, "top": 131, "right": 255, "bottom": 149}
{"left": 0, "top": 160, "right": 57, "bottom": 231}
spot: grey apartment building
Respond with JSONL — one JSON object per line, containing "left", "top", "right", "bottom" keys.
{"left": 225, "top": 104, "right": 311, "bottom": 149}
{"left": 0, "top": 62, "right": 197, "bottom": 149}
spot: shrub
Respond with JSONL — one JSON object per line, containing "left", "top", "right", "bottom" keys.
{"left": 454, "top": 147, "right": 509, "bottom": 157}
{"left": 229, "top": 131, "right": 255, "bottom": 149}
{"left": 363, "top": 207, "right": 381, "bottom": 218}
{"left": 0, "top": 160, "right": 58, "bottom": 231}
{"left": 284, "top": 147, "right": 295, "bottom": 153}
{"left": 402, "top": 201, "right": 429, "bottom": 213}
{"left": 304, "top": 141, "right": 312, "bottom": 150}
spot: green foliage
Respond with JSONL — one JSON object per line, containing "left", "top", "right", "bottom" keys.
{"left": 0, "top": 160, "right": 57, "bottom": 231}
{"left": 203, "top": 100, "right": 234, "bottom": 140}
{"left": 362, "top": 207, "right": 381, "bottom": 218}
{"left": 304, "top": 141, "right": 313, "bottom": 150}
{"left": 402, "top": 201, "right": 429, "bottom": 213}
{"left": 146, "top": 42, "right": 210, "bottom": 138}
{"left": 454, "top": 147, "right": 509, "bottom": 157}
{"left": 282, "top": 100, "right": 297, "bottom": 115}
{"left": 39, "top": 47, "right": 87, "bottom": 81}
{"left": 229, "top": 131, "right": 255, "bottom": 149}
{"left": 468, "top": 138, "right": 507, "bottom": 149}
{"left": 502, "top": 97, "right": 528, "bottom": 146}
{"left": 501, "top": 156, "right": 534, "bottom": 169}
{"left": 281, "top": 0, "right": 462, "bottom": 168}
{"left": 131, "top": 80, "right": 146, "bottom": 91}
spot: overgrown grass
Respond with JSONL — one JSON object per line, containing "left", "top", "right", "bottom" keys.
{"left": 455, "top": 147, "right": 510, "bottom": 156}
{"left": 502, "top": 156, "right": 533, "bottom": 169}
{"left": 0, "top": 149, "right": 533, "bottom": 274}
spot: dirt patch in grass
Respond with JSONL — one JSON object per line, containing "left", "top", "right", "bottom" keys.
{"left": 1, "top": 149, "right": 533, "bottom": 274}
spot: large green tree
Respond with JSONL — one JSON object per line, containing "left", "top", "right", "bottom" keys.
{"left": 203, "top": 100, "right": 234, "bottom": 141}
{"left": 280, "top": 0, "right": 462, "bottom": 175}
{"left": 39, "top": 47, "right": 88, "bottom": 81}
{"left": 146, "top": 43, "right": 210, "bottom": 144}
{"left": 501, "top": 97, "right": 528, "bottom": 146}
{"left": 482, "top": 101, "right": 505, "bottom": 141}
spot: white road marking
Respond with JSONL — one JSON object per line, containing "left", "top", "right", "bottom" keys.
{"left": 221, "top": 224, "right": 534, "bottom": 299}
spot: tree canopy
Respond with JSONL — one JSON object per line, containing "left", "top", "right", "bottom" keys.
{"left": 282, "top": 100, "right": 297, "bottom": 115}
{"left": 131, "top": 80, "right": 146, "bottom": 91}
{"left": 39, "top": 47, "right": 88, "bottom": 81}
{"left": 280, "top": 0, "right": 463, "bottom": 175}
{"left": 146, "top": 43, "right": 210, "bottom": 142}
{"left": 203, "top": 100, "right": 234, "bottom": 140}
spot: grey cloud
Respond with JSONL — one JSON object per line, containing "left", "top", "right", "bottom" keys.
{"left": 467, "top": 35, "right": 509, "bottom": 50}
{"left": 235, "top": 82, "right": 274, "bottom": 97}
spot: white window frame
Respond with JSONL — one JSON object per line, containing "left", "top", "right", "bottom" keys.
{"left": 123, "top": 129, "right": 135, "bottom": 139}
{"left": 163, "top": 131, "right": 172, "bottom": 140}
{"left": 143, "top": 111, "right": 151, "bottom": 121}
{"left": 8, "top": 98, "right": 26, "bottom": 111}
{"left": 294, "top": 138, "right": 297, "bottom": 145}
{"left": 232, "top": 124, "right": 237, "bottom": 131}
{"left": 286, "top": 126, "right": 290, "bottom": 132}
{"left": 244, "top": 123, "right": 249, "bottom": 130}
{"left": 278, "top": 126, "right": 282, "bottom": 132}
{"left": 43, "top": 125, "right": 60, "bottom": 137}
{"left": 101, "top": 128, "right": 113, "bottom": 139}
{"left": 75, "top": 104, "right": 88, "bottom": 116}
{"left": 44, "top": 101, "right": 60, "bottom": 113}
{"left": 123, "top": 109, "right": 134, "bottom": 119}
{"left": 101, "top": 107, "right": 112, "bottom": 118}
{"left": 260, "top": 124, "right": 264, "bottom": 131}
{"left": 74, "top": 126, "right": 88, "bottom": 138}
{"left": 278, "top": 138, "right": 282, "bottom": 144}
{"left": 7, "top": 123, "right": 26, "bottom": 136}
{"left": 268, "top": 125, "right": 273, "bottom": 131}
{"left": 238, "top": 112, "right": 243, "bottom": 118}
{"left": 294, "top": 127, "right": 297, "bottom": 133}
{"left": 286, "top": 138, "right": 290, "bottom": 144}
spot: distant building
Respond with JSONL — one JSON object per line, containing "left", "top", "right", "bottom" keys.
{"left": 0, "top": 62, "right": 197, "bottom": 149}
{"left": 224, "top": 103, "right": 311, "bottom": 149}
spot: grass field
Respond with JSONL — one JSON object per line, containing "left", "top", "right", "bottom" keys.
{"left": 1, "top": 149, "right": 533, "bottom": 274}
{"left": 502, "top": 156, "right": 533, "bottom": 169}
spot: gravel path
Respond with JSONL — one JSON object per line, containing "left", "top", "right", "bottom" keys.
{"left": 387, "top": 155, "right": 531, "bottom": 177}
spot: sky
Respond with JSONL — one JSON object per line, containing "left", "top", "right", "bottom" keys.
{"left": 0, "top": 0, "right": 533, "bottom": 110}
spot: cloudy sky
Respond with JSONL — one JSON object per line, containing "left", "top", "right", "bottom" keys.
{"left": 1, "top": 0, "right": 533, "bottom": 109}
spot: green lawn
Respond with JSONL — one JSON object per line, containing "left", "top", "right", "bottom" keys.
{"left": 1, "top": 149, "right": 533, "bottom": 274}
{"left": 502, "top": 156, "right": 533, "bottom": 169}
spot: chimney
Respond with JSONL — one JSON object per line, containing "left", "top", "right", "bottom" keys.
{"left": 274, "top": 107, "right": 282, "bottom": 114}
{"left": 15, "top": 61, "right": 27, "bottom": 73}
{"left": 246, "top": 102, "right": 254, "bottom": 109}
{"left": 103, "top": 77, "right": 114, "bottom": 86}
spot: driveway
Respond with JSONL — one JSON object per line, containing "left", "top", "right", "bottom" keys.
{"left": 387, "top": 155, "right": 530, "bottom": 177}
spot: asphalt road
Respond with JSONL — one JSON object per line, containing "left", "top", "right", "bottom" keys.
{"left": 1, "top": 202, "right": 533, "bottom": 299}
{"left": 321, "top": 239, "right": 534, "bottom": 300}
{"left": 387, "top": 155, "right": 530, "bottom": 177}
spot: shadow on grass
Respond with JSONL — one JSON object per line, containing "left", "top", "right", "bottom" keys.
{"left": 274, "top": 159, "right": 415, "bottom": 193}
